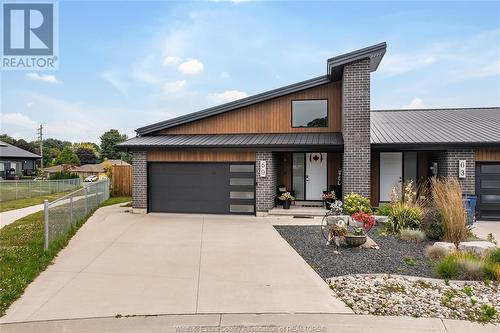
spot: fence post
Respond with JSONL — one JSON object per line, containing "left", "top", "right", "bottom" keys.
{"left": 70, "top": 196, "right": 73, "bottom": 225}
{"left": 84, "top": 187, "right": 88, "bottom": 215}
{"left": 44, "top": 200, "right": 49, "bottom": 251}
{"left": 15, "top": 181, "right": 18, "bottom": 200}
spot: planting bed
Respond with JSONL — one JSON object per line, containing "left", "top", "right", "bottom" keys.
{"left": 274, "top": 225, "right": 434, "bottom": 278}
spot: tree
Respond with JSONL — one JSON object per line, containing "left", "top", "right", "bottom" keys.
{"left": 100, "top": 129, "right": 128, "bottom": 160}
{"left": 75, "top": 147, "right": 98, "bottom": 165}
{"left": 15, "top": 139, "right": 37, "bottom": 153}
{"left": 54, "top": 147, "right": 80, "bottom": 166}
{"left": 0, "top": 134, "right": 16, "bottom": 145}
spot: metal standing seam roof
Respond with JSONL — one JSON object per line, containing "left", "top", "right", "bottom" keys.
{"left": 117, "top": 132, "right": 344, "bottom": 149}
{"left": 0, "top": 140, "right": 41, "bottom": 159}
{"left": 370, "top": 107, "right": 500, "bottom": 145}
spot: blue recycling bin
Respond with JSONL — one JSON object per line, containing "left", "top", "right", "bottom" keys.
{"left": 463, "top": 195, "right": 477, "bottom": 225}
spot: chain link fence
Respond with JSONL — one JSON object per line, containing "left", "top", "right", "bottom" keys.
{"left": 0, "top": 178, "right": 81, "bottom": 202}
{"left": 44, "top": 179, "right": 110, "bottom": 250}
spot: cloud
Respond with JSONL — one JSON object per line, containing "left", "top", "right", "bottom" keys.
{"left": 163, "top": 80, "right": 186, "bottom": 94}
{"left": 379, "top": 52, "right": 438, "bottom": 76}
{"left": 404, "top": 98, "right": 426, "bottom": 109}
{"left": 220, "top": 71, "right": 230, "bottom": 79}
{"left": 0, "top": 112, "right": 38, "bottom": 129}
{"left": 24, "top": 73, "right": 59, "bottom": 84}
{"left": 208, "top": 90, "right": 248, "bottom": 104}
{"left": 100, "top": 70, "right": 127, "bottom": 94}
{"left": 163, "top": 56, "right": 182, "bottom": 66}
{"left": 178, "top": 58, "right": 204, "bottom": 74}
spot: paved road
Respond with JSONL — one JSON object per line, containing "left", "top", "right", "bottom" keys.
{"left": 0, "top": 313, "right": 496, "bottom": 333}
{"left": 1, "top": 205, "right": 349, "bottom": 323}
{"left": 0, "top": 204, "right": 44, "bottom": 229}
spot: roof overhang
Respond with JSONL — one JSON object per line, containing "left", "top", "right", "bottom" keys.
{"left": 327, "top": 42, "right": 387, "bottom": 80}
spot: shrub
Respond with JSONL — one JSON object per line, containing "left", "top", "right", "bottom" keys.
{"left": 376, "top": 203, "right": 391, "bottom": 216}
{"left": 343, "top": 193, "right": 371, "bottom": 215}
{"left": 436, "top": 251, "right": 500, "bottom": 281}
{"left": 486, "top": 248, "right": 500, "bottom": 264}
{"left": 436, "top": 255, "right": 460, "bottom": 279}
{"left": 400, "top": 228, "right": 426, "bottom": 243}
{"left": 431, "top": 178, "right": 468, "bottom": 245}
{"left": 50, "top": 171, "right": 79, "bottom": 180}
{"left": 421, "top": 207, "right": 445, "bottom": 240}
{"left": 425, "top": 245, "right": 449, "bottom": 260}
{"left": 386, "top": 202, "right": 423, "bottom": 233}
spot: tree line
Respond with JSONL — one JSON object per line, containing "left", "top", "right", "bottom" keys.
{"left": 0, "top": 129, "right": 131, "bottom": 167}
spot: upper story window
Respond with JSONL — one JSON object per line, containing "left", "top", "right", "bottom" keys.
{"left": 291, "top": 100, "right": 328, "bottom": 128}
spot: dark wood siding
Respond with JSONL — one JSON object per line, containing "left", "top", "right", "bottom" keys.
{"left": 160, "top": 82, "right": 342, "bottom": 135}
{"left": 147, "top": 151, "right": 256, "bottom": 162}
{"left": 476, "top": 149, "right": 500, "bottom": 162}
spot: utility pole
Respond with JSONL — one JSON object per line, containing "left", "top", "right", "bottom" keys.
{"left": 37, "top": 124, "right": 43, "bottom": 168}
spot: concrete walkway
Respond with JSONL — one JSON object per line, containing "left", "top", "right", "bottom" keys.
{"left": 1, "top": 205, "right": 349, "bottom": 323}
{"left": 0, "top": 313, "right": 496, "bottom": 333}
{"left": 0, "top": 204, "right": 44, "bottom": 229}
{"left": 473, "top": 220, "right": 500, "bottom": 243}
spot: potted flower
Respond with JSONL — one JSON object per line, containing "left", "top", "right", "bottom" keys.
{"left": 279, "top": 192, "right": 295, "bottom": 209}
{"left": 345, "top": 227, "right": 367, "bottom": 247}
{"left": 322, "top": 191, "right": 336, "bottom": 209}
{"left": 344, "top": 211, "right": 375, "bottom": 247}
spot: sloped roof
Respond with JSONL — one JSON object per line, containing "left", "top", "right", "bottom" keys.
{"left": 118, "top": 132, "right": 343, "bottom": 149}
{"left": 0, "top": 140, "right": 41, "bottom": 159}
{"left": 136, "top": 43, "right": 387, "bottom": 136}
{"left": 371, "top": 107, "right": 500, "bottom": 146}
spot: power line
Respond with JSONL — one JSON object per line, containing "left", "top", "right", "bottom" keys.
{"left": 37, "top": 124, "right": 43, "bottom": 167}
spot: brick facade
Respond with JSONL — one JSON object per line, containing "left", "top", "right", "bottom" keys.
{"left": 132, "top": 151, "right": 147, "bottom": 209}
{"left": 437, "top": 149, "right": 475, "bottom": 195}
{"left": 342, "top": 59, "right": 371, "bottom": 198}
{"left": 255, "top": 152, "right": 278, "bottom": 212}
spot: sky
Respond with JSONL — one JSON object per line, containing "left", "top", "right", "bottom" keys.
{"left": 1, "top": 0, "right": 500, "bottom": 144}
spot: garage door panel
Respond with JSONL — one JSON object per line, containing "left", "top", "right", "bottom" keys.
{"left": 476, "top": 162, "right": 500, "bottom": 221}
{"left": 148, "top": 162, "right": 255, "bottom": 214}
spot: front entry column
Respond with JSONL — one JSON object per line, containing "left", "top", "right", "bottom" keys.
{"left": 256, "top": 152, "right": 278, "bottom": 214}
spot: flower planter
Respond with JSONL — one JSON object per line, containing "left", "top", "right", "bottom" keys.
{"left": 282, "top": 200, "right": 292, "bottom": 209}
{"left": 325, "top": 201, "right": 332, "bottom": 210}
{"left": 345, "top": 234, "right": 367, "bottom": 247}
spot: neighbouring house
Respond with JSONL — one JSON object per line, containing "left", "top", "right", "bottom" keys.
{"left": 118, "top": 42, "right": 500, "bottom": 220}
{"left": 43, "top": 160, "right": 130, "bottom": 180}
{"left": 0, "top": 140, "right": 41, "bottom": 179}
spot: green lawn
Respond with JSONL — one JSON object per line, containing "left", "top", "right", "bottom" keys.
{"left": 0, "top": 196, "right": 130, "bottom": 317}
{"left": 0, "top": 191, "right": 75, "bottom": 213}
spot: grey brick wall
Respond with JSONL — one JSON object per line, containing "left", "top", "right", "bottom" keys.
{"left": 342, "top": 59, "right": 371, "bottom": 198}
{"left": 132, "top": 151, "right": 147, "bottom": 209}
{"left": 255, "top": 152, "right": 277, "bottom": 212}
{"left": 437, "top": 149, "right": 475, "bottom": 195}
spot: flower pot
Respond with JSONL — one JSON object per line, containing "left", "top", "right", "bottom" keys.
{"left": 283, "top": 200, "right": 291, "bottom": 209}
{"left": 325, "top": 201, "right": 332, "bottom": 210}
{"left": 345, "top": 234, "right": 367, "bottom": 247}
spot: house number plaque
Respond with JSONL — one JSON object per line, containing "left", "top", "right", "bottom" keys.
{"left": 259, "top": 160, "right": 267, "bottom": 178}
{"left": 458, "top": 160, "right": 466, "bottom": 179}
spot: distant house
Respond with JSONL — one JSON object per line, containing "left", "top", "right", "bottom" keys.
{"left": 0, "top": 140, "right": 41, "bottom": 179}
{"left": 43, "top": 160, "right": 130, "bottom": 180}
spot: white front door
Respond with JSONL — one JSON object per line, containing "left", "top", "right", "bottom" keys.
{"left": 380, "top": 152, "right": 403, "bottom": 202}
{"left": 305, "top": 153, "right": 327, "bottom": 200}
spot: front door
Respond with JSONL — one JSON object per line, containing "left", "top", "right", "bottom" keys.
{"left": 380, "top": 152, "right": 403, "bottom": 201}
{"left": 305, "top": 153, "right": 327, "bottom": 200}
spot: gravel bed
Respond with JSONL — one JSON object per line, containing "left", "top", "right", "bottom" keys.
{"left": 329, "top": 274, "right": 499, "bottom": 323}
{"left": 274, "top": 225, "right": 435, "bottom": 279}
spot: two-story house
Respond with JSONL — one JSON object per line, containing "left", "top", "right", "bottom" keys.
{"left": 119, "top": 43, "right": 500, "bottom": 220}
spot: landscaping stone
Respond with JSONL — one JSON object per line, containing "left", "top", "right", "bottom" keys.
{"left": 375, "top": 215, "right": 389, "bottom": 224}
{"left": 274, "top": 225, "right": 434, "bottom": 278}
{"left": 432, "top": 242, "right": 456, "bottom": 253}
{"left": 458, "top": 241, "right": 497, "bottom": 255}
{"left": 328, "top": 274, "right": 499, "bottom": 323}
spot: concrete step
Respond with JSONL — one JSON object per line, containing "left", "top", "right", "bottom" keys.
{"left": 268, "top": 206, "right": 328, "bottom": 216}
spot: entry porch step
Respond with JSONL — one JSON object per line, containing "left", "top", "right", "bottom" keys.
{"left": 268, "top": 205, "right": 328, "bottom": 217}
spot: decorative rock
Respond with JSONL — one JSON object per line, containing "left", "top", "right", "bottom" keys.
{"left": 326, "top": 215, "right": 348, "bottom": 225}
{"left": 375, "top": 215, "right": 389, "bottom": 224}
{"left": 433, "top": 242, "right": 457, "bottom": 253}
{"left": 360, "top": 235, "right": 380, "bottom": 249}
{"left": 458, "top": 241, "right": 496, "bottom": 255}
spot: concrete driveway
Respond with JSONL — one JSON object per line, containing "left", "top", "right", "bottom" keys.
{"left": 1, "top": 205, "right": 349, "bottom": 323}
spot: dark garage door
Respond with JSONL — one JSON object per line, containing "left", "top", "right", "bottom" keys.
{"left": 476, "top": 163, "right": 500, "bottom": 220}
{"left": 148, "top": 163, "right": 255, "bottom": 214}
